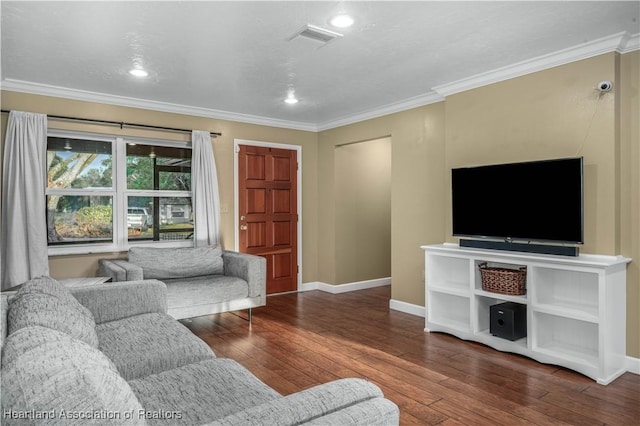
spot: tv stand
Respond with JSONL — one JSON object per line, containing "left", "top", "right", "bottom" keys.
{"left": 459, "top": 238, "right": 579, "bottom": 257}
{"left": 422, "top": 243, "right": 631, "bottom": 384}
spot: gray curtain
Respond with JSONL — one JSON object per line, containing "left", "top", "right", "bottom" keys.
{"left": 191, "top": 130, "right": 221, "bottom": 247}
{"left": 1, "top": 111, "right": 49, "bottom": 290}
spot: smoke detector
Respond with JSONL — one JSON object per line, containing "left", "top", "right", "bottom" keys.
{"left": 287, "top": 24, "right": 343, "bottom": 45}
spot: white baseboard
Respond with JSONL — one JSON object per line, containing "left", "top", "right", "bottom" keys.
{"left": 389, "top": 299, "right": 426, "bottom": 318}
{"left": 627, "top": 356, "right": 640, "bottom": 375}
{"left": 299, "top": 281, "right": 321, "bottom": 292}
{"left": 300, "top": 277, "right": 391, "bottom": 294}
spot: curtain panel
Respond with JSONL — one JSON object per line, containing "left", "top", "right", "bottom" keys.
{"left": 1, "top": 111, "right": 49, "bottom": 290}
{"left": 191, "top": 130, "right": 221, "bottom": 247}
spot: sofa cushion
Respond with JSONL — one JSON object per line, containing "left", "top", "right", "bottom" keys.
{"left": 129, "top": 358, "right": 280, "bottom": 425}
{"left": 129, "top": 246, "right": 223, "bottom": 280}
{"left": 96, "top": 312, "right": 215, "bottom": 380}
{"left": 7, "top": 276, "right": 98, "bottom": 348}
{"left": 1, "top": 326, "right": 145, "bottom": 425}
{"left": 164, "top": 275, "right": 249, "bottom": 311}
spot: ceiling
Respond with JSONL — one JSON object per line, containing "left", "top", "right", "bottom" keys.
{"left": 2, "top": 1, "right": 639, "bottom": 131}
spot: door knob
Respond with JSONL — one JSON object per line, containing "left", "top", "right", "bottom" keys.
{"left": 240, "top": 225, "right": 248, "bottom": 231}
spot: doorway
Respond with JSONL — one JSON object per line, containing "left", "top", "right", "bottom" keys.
{"left": 234, "top": 140, "right": 301, "bottom": 294}
{"left": 334, "top": 137, "right": 391, "bottom": 284}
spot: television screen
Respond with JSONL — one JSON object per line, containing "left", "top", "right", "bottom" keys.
{"left": 452, "top": 157, "right": 583, "bottom": 244}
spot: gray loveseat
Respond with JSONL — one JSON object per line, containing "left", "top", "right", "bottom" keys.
{"left": 99, "top": 246, "right": 265, "bottom": 320}
{"left": 0, "top": 276, "right": 400, "bottom": 425}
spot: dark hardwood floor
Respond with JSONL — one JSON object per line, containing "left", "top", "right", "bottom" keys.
{"left": 181, "top": 286, "right": 640, "bottom": 425}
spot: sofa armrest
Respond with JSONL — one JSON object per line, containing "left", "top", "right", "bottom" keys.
{"left": 302, "top": 398, "right": 399, "bottom": 425}
{"left": 1, "top": 292, "right": 12, "bottom": 352}
{"left": 98, "top": 259, "right": 144, "bottom": 282}
{"left": 70, "top": 280, "right": 168, "bottom": 324}
{"left": 206, "top": 378, "right": 399, "bottom": 426}
{"left": 222, "top": 250, "right": 266, "bottom": 298}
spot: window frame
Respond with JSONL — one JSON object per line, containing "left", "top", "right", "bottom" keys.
{"left": 47, "top": 129, "right": 194, "bottom": 256}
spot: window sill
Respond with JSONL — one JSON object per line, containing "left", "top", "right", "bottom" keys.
{"left": 48, "top": 240, "right": 194, "bottom": 256}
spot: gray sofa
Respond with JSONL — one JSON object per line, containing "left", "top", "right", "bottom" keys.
{"left": 99, "top": 246, "right": 265, "bottom": 320}
{"left": 0, "top": 276, "right": 400, "bottom": 425}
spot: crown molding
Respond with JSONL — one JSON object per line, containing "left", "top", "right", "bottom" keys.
{"left": 433, "top": 31, "right": 638, "bottom": 97}
{"left": 619, "top": 32, "right": 640, "bottom": 53}
{"left": 2, "top": 31, "right": 637, "bottom": 132}
{"left": 0, "top": 79, "right": 319, "bottom": 132}
{"left": 316, "top": 91, "right": 445, "bottom": 131}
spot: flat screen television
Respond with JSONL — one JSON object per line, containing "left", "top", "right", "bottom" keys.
{"left": 451, "top": 157, "right": 583, "bottom": 255}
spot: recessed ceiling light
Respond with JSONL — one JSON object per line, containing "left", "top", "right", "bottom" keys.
{"left": 329, "top": 14, "right": 354, "bottom": 28}
{"left": 129, "top": 68, "right": 149, "bottom": 77}
{"left": 285, "top": 91, "right": 299, "bottom": 104}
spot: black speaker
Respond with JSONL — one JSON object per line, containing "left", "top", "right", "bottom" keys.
{"left": 490, "top": 302, "right": 527, "bottom": 341}
{"left": 459, "top": 238, "right": 579, "bottom": 257}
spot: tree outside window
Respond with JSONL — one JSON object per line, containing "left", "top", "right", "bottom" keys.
{"left": 46, "top": 137, "right": 113, "bottom": 245}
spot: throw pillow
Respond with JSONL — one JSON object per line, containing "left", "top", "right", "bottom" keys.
{"left": 15, "top": 275, "right": 75, "bottom": 300}
{"left": 1, "top": 326, "right": 146, "bottom": 425}
{"left": 129, "top": 246, "right": 224, "bottom": 279}
{"left": 7, "top": 276, "right": 99, "bottom": 348}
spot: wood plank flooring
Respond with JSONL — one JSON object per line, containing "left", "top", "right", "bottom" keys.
{"left": 181, "top": 286, "right": 640, "bottom": 425}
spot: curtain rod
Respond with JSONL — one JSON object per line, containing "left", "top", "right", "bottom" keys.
{"left": 0, "top": 109, "right": 222, "bottom": 137}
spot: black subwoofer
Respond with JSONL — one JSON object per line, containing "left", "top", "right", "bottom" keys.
{"left": 490, "top": 302, "right": 527, "bottom": 341}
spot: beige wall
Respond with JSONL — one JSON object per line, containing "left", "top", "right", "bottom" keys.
{"left": 444, "top": 52, "right": 638, "bottom": 357}
{"left": 1, "top": 50, "right": 638, "bottom": 358}
{"left": 317, "top": 120, "right": 393, "bottom": 285}
{"left": 317, "top": 103, "right": 446, "bottom": 305}
{"left": 316, "top": 52, "right": 638, "bottom": 358}
{"left": 619, "top": 50, "right": 639, "bottom": 357}
{"left": 0, "top": 92, "right": 319, "bottom": 282}
{"left": 335, "top": 137, "right": 391, "bottom": 284}
{"left": 445, "top": 53, "right": 618, "bottom": 256}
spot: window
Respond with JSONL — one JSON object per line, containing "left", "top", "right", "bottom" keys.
{"left": 46, "top": 130, "right": 193, "bottom": 254}
{"left": 46, "top": 136, "right": 114, "bottom": 246}
{"left": 125, "top": 143, "right": 193, "bottom": 242}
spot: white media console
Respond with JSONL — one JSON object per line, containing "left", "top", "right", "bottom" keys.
{"left": 422, "top": 243, "right": 631, "bottom": 385}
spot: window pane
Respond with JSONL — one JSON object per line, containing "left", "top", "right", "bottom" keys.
{"left": 159, "top": 169, "right": 191, "bottom": 191}
{"left": 47, "top": 195, "right": 113, "bottom": 245}
{"left": 47, "top": 137, "right": 112, "bottom": 189}
{"left": 128, "top": 196, "right": 193, "bottom": 241}
{"left": 126, "top": 145, "right": 191, "bottom": 190}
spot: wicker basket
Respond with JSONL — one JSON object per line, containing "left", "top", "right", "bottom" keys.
{"left": 478, "top": 262, "right": 527, "bottom": 295}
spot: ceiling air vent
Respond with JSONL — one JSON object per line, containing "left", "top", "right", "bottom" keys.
{"left": 288, "top": 24, "right": 343, "bottom": 44}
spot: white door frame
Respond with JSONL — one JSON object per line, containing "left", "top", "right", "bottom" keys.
{"left": 233, "top": 139, "right": 303, "bottom": 290}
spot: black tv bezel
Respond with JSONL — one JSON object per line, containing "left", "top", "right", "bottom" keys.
{"left": 451, "top": 157, "right": 584, "bottom": 246}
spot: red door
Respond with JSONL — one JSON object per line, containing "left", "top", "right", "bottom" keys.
{"left": 238, "top": 145, "right": 298, "bottom": 294}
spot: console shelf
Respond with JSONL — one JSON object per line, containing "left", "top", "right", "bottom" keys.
{"left": 422, "top": 243, "right": 630, "bottom": 385}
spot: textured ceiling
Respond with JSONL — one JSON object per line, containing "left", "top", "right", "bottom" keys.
{"left": 1, "top": 1, "right": 639, "bottom": 130}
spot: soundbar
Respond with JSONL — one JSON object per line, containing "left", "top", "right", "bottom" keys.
{"left": 459, "top": 239, "right": 579, "bottom": 257}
